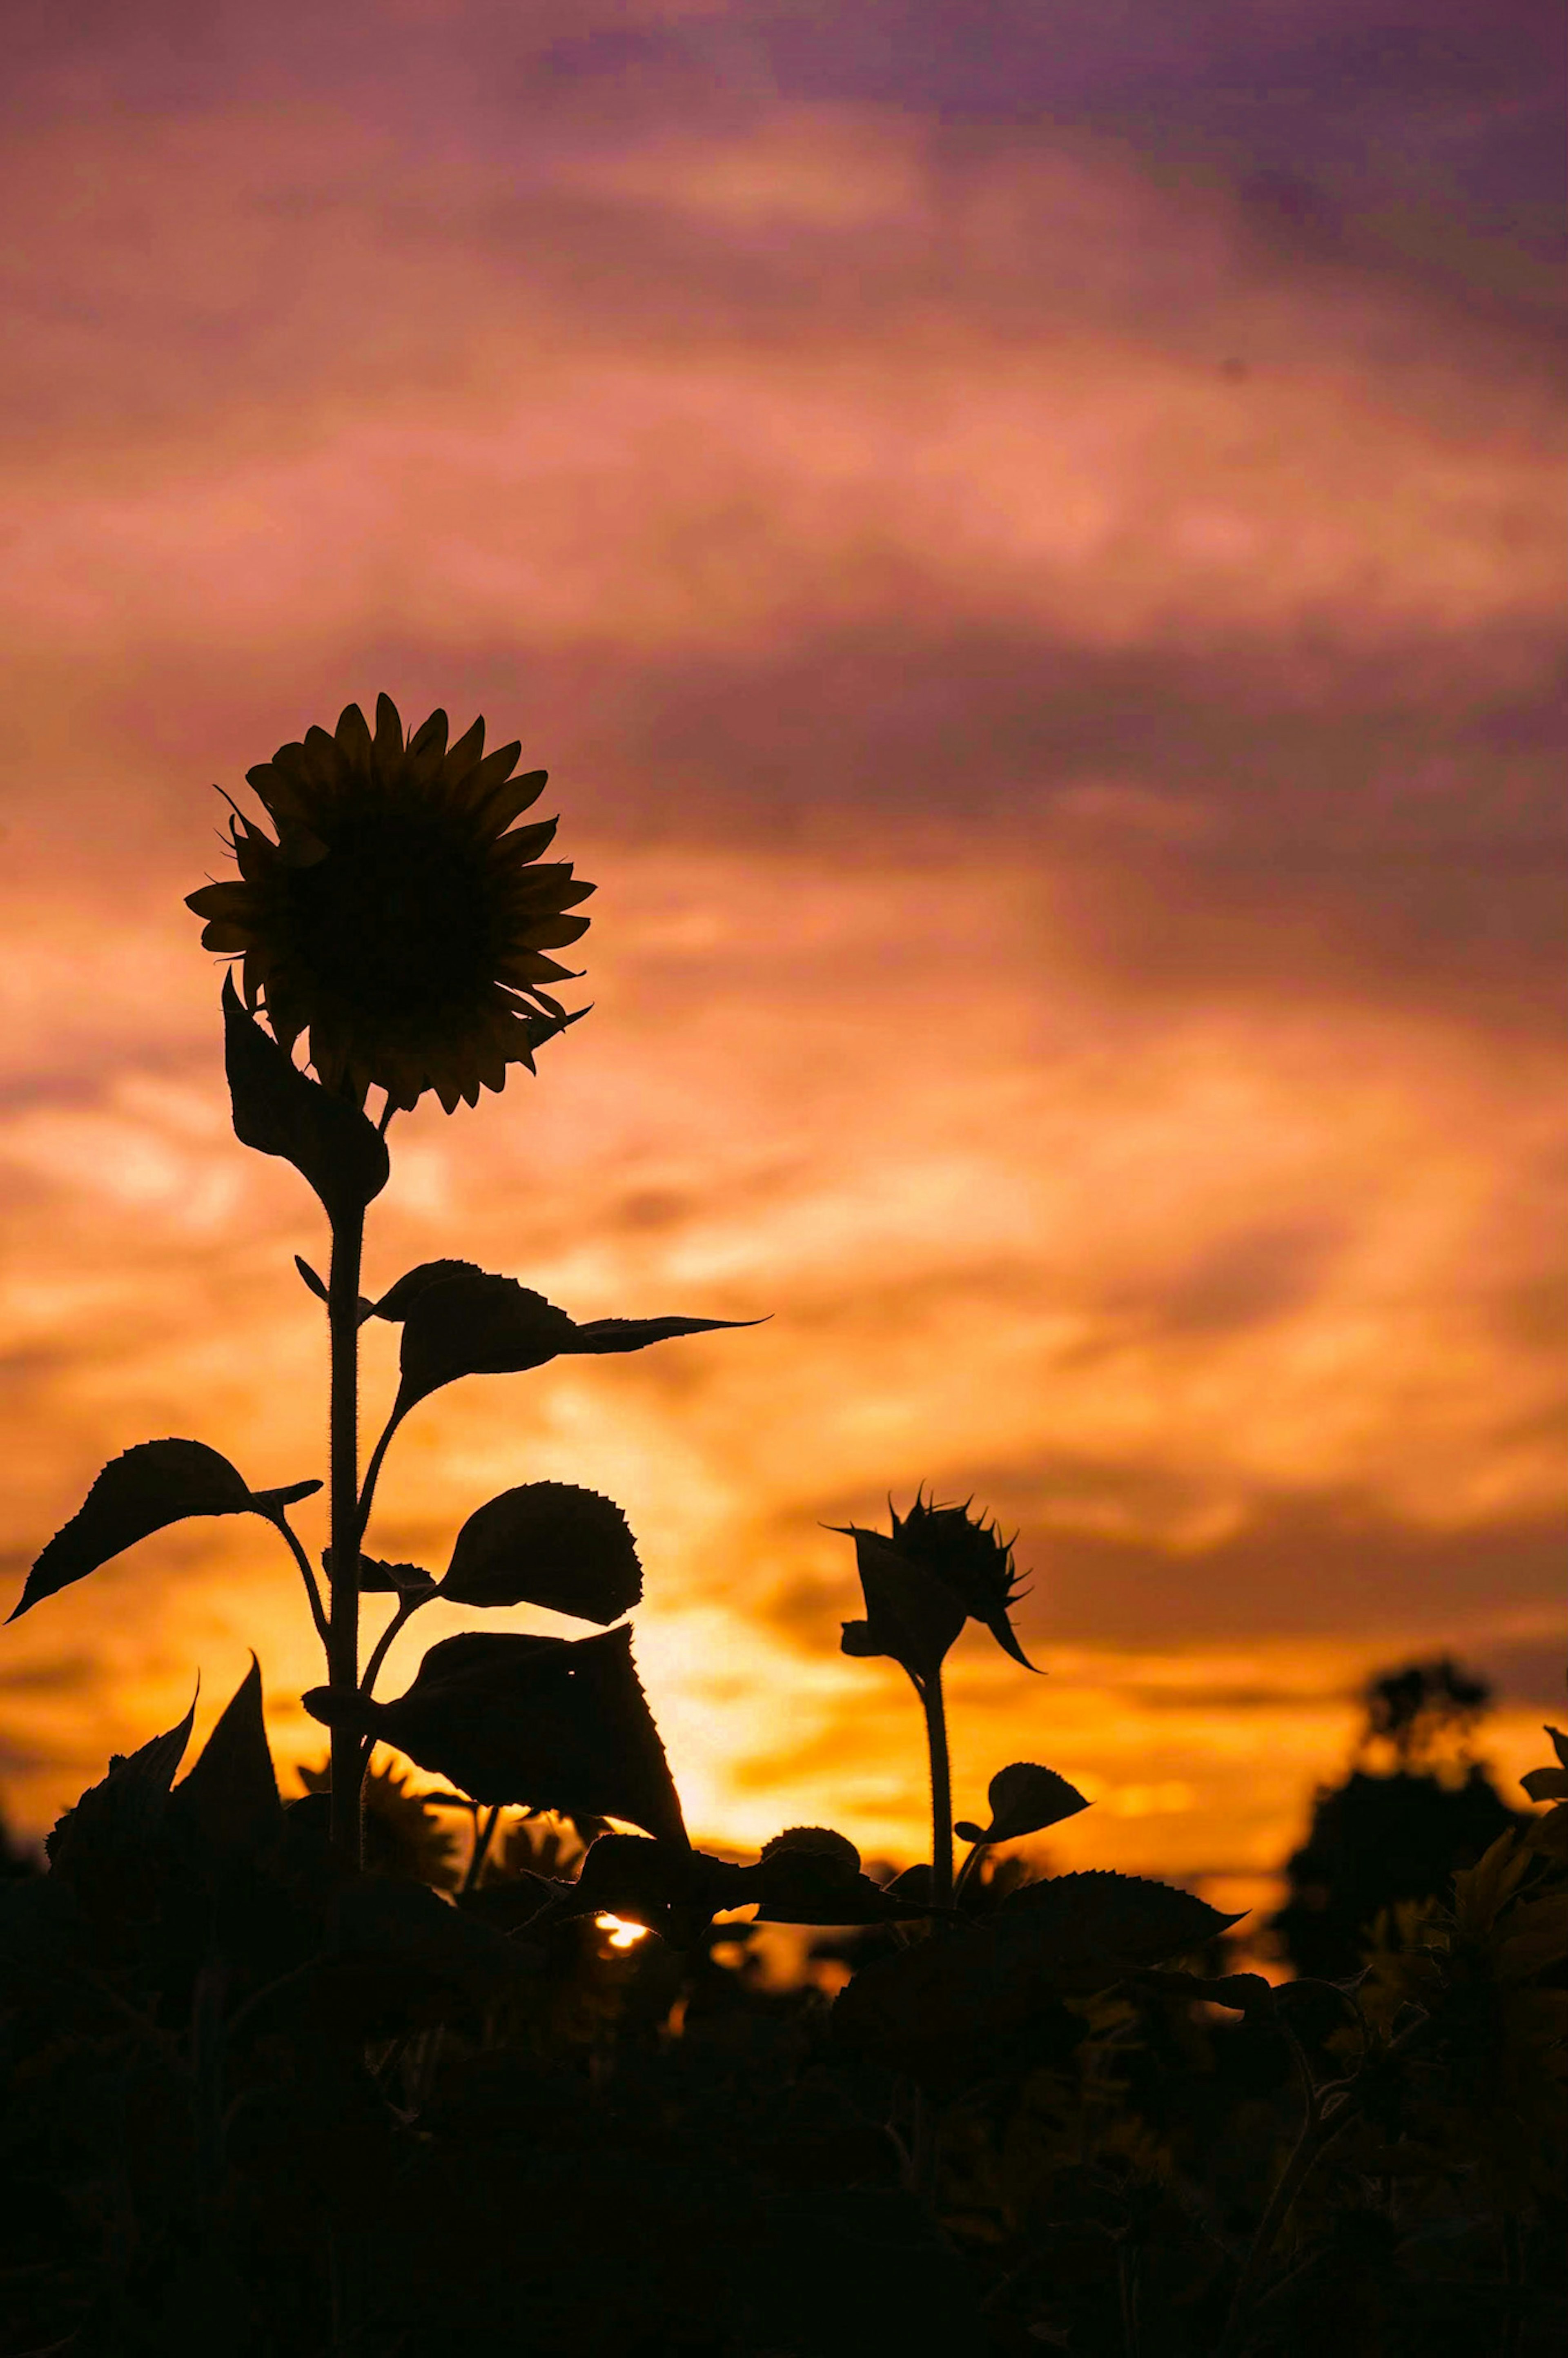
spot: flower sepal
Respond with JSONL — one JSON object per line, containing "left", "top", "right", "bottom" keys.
{"left": 837, "top": 1524, "right": 965, "bottom": 1686}
{"left": 221, "top": 974, "right": 389, "bottom": 1223}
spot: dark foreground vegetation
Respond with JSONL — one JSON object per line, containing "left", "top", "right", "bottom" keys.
{"left": 2, "top": 1663, "right": 1564, "bottom": 2356}
{"left": 4, "top": 699, "right": 1565, "bottom": 2354}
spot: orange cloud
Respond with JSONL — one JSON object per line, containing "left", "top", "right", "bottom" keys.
{"left": 0, "top": 61, "right": 1561, "bottom": 1922}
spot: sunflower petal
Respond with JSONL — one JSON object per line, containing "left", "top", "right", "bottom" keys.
{"left": 442, "top": 716, "right": 486, "bottom": 785}
{"left": 523, "top": 913, "right": 592, "bottom": 950}
{"left": 454, "top": 742, "right": 523, "bottom": 814}
{"left": 300, "top": 727, "right": 339, "bottom": 792}
{"left": 496, "top": 948, "right": 579, "bottom": 987}
{"left": 197, "top": 920, "right": 254, "bottom": 954}
{"left": 406, "top": 709, "right": 449, "bottom": 780}
{"left": 474, "top": 771, "right": 550, "bottom": 834}
{"left": 186, "top": 882, "right": 250, "bottom": 922}
{"left": 334, "top": 703, "right": 374, "bottom": 775}
{"left": 501, "top": 855, "right": 590, "bottom": 895}
{"left": 490, "top": 816, "right": 558, "bottom": 869}
{"left": 373, "top": 693, "right": 404, "bottom": 768}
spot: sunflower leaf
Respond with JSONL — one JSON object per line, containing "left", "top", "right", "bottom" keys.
{"left": 534, "top": 1833, "right": 756, "bottom": 1941}
{"left": 303, "top": 1625, "right": 687, "bottom": 1846}
{"left": 833, "top": 1870, "right": 1245, "bottom": 2084}
{"left": 440, "top": 1482, "right": 641, "bottom": 1623}
{"left": 751, "top": 1830, "right": 937, "bottom": 1926}
{"left": 294, "top": 1254, "right": 329, "bottom": 1303}
{"left": 45, "top": 1693, "right": 198, "bottom": 1881}
{"left": 222, "top": 974, "right": 389, "bottom": 1221}
{"left": 567, "top": 1313, "right": 766, "bottom": 1357}
{"left": 168, "top": 1656, "right": 282, "bottom": 1859}
{"left": 356, "top": 1557, "right": 440, "bottom": 1598}
{"left": 369, "top": 1260, "right": 485, "bottom": 1321}
{"left": 385, "top": 1263, "right": 761, "bottom": 1421}
{"left": 10, "top": 1440, "right": 323, "bottom": 1622}
{"left": 392, "top": 1272, "right": 577, "bottom": 1415}
{"left": 957, "top": 1763, "right": 1092, "bottom": 1847}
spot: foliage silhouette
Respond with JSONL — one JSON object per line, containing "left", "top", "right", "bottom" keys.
{"left": 2, "top": 696, "right": 1565, "bottom": 2353}
{"left": 1272, "top": 1656, "right": 1526, "bottom": 1979}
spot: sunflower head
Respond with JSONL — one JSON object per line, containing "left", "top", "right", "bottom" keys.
{"left": 837, "top": 1491, "right": 1037, "bottom": 1680}
{"left": 187, "top": 695, "right": 594, "bottom": 1114}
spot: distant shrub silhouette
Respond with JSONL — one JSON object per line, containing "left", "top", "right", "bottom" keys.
{"left": 1272, "top": 1656, "right": 1524, "bottom": 1978}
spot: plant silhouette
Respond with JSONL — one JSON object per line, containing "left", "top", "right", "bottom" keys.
{"left": 2, "top": 699, "right": 1564, "bottom": 2354}
{"left": 1272, "top": 1657, "right": 1526, "bottom": 1980}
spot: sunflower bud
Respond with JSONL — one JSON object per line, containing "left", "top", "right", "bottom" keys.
{"left": 835, "top": 1491, "right": 1039, "bottom": 1682}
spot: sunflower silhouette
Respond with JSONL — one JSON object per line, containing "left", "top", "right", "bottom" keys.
{"left": 187, "top": 695, "right": 593, "bottom": 1113}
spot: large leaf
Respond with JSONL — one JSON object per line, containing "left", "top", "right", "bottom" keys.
{"left": 222, "top": 973, "right": 389, "bottom": 1221}
{"left": 535, "top": 1833, "right": 757, "bottom": 1943}
{"left": 303, "top": 1625, "right": 687, "bottom": 1845}
{"left": 954, "top": 1763, "right": 1091, "bottom": 1846}
{"left": 373, "top": 1260, "right": 760, "bottom": 1422}
{"left": 995, "top": 1870, "right": 1242, "bottom": 1973}
{"left": 10, "top": 1440, "right": 321, "bottom": 1621}
{"left": 833, "top": 1870, "right": 1244, "bottom": 2080}
{"left": 440, "top": 1482, "right": 641, "bottom": 1622}
{"left": 534, "top": 1826, "right": 931, "bottom": 1940}
{"left": 168, "top": 1656, "right": 282, "bottom": 1859}
{"left": 368, "top": 1259, "right": 484, "bottom": 1322}
{"left": 46, "top": 1692, "right": 198, "bottom": 1883}
{"left": 751, "top": 1828, "right": 938, "bottom": 1927}
{"left": 356, "top": 1556, "right": 439, "bottom": 1598}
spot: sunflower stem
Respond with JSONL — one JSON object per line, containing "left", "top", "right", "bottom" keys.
{"left": 922, "top": 1667, "right": 954, "bottom": 1911}
{"left": 359, "top": 1592, "right": 424, "bottom": 1699}
{"left": 356, "top": 1410, "right": 400, "bottom": 1540}
{"left": 267, "top": 1511, "right": 330, "bottom": 1654}
{"left": 327, "top": 1204, "right": 365, "bottom": 1863}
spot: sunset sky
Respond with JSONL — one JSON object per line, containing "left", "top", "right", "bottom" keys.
{"left": 1, "top": 1, "right": 1563, "bottom": 1936}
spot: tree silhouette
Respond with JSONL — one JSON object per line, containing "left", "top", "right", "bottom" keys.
{"left": 1271, "top": 1655, "right": 1523, "bottom": 1979}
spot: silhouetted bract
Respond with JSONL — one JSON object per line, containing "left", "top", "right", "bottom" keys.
{"left": 221, "top": 971, "right": 389, "bottom": 1218}
{"left": 838, "top": 1524, "right": 965, "bottom": 1683}
{"left": 887, "top": 1491, "right": 1038, "bottom": 1670}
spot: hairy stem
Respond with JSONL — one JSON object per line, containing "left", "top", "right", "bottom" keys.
{"left": 356, "top": 1407, "right": 401, "bottom": 1540}
{"left": 922, "top": 1667, "right": 954, "bottom": 1910}
{"left": 909, "top": 1666, "right": 955, "bottom": 2217}
{"left": 270, "top": 1512, "right": 329, "bottom": 1653}
{"left": 359, "top": 1592, "right": 429, "bottom": 1698}
{"left": 953, "top": 1838, "right": 986, "bottom": 1908}
{"left": 327, "top": 1204, "right": 365, "bottom": 1862}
